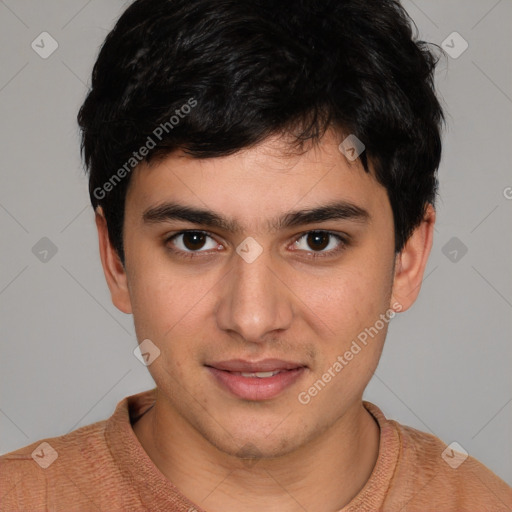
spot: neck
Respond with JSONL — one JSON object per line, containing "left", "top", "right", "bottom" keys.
{"left": 133, "top": 397, "right": 380, "bottom": 512}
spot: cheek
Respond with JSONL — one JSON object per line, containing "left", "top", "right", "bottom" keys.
{"left": 130, "top": 275, "right": 187, "bottom": 339}
{"left": 302, "top": 263, "right": 391, "bottom": 338}
{"left": 126, "top": 253, "right": 181, "bottom": 341}
{"left": 302, "top": 269, "right": 391, "bottom": 398}
{"left": 127, "top": 254, "right": 217, "bottom": 364}
{"left": 128, "top": 268, "right": 204, "bottom": 389}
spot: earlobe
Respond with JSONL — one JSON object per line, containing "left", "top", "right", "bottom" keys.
{"left": 390, "top": 204, "right": 436, "bottom": 313}
{"left": 95, "top": 207, "right": 133, "bottom": 314}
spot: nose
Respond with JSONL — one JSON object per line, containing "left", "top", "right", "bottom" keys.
{"left": 215, "top": 242, "right": 294, "bottom": 344}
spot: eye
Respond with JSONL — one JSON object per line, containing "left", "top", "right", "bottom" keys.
{"left": 293, "top": 231, "right": 347, "bottom": 258}
{"left": 165, "top": 229, "right": 348, "bottom": 260}
{"left": 166, "top": 231, "right": 220, "bottom": 255}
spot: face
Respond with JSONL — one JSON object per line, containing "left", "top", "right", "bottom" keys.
{"left": 104, "top": 128, "right": 417, "bottom": 459}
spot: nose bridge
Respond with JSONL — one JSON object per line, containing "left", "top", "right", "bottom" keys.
{"left": 216, "top": 244, "right": 292, "bottom": 342}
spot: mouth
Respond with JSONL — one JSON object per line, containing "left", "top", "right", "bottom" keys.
{"left": 205, "top": 359, "right": 308, "bottom": 401}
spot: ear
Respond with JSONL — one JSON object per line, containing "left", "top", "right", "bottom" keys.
{"left": 95, "top": 207, "right": 132, "bottom": 314}
{"left": 390, "top": 203, "right": 436, "bottom": 313}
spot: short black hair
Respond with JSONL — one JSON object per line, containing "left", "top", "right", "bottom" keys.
{"left": 78, "top": 0, "right": 445, "bottom": 263}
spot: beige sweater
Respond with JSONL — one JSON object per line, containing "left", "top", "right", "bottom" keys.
{"left": 1, "top": 388, "right": 511, "bottom": 511}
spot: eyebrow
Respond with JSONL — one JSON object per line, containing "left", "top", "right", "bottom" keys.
{"left": 142, "top": 200, "right": 370, "bottom": 234}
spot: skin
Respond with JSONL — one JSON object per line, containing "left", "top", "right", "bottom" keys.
{"left": 96, "top": 127, "right": 435, "bottom": 512}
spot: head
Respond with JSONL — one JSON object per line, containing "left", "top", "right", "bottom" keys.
{"left": 78, "top": 0, "right": 444, "bottom": 459}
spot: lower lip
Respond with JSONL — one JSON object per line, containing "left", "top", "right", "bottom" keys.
{"left": 207, "top": 367, "right": 306, "bottom": 401}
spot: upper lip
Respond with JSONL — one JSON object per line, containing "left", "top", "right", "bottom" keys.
{"left": 206, "top": 359, "right": 306, "bottom": 372}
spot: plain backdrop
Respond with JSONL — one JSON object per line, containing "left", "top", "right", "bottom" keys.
{"left": 0, "top": 0, "right": 511, "bottom": 486}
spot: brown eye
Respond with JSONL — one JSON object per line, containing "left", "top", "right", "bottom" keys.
{"left": 167, "top": 231, "right": 218, "bottom": 254}
{"left": 293, "top": 230, "right": 347, "bottom": 258}
{"left": 182, "top": 232, "right": 207, "bottom": 251}
{"left": 306, "top": 232, "right": 330, "bottom": 251}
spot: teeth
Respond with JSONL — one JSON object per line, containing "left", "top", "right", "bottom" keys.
{"left": 240, "top": 371, "right": 281, "bottom": 378}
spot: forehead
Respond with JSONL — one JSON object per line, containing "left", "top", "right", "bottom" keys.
{"left": 125, "top": 129, "right": 390, "bottom": 232}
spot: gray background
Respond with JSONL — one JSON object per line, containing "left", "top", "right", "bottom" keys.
{"left": 1, "top": 0, "right": 511, "bottom": 487}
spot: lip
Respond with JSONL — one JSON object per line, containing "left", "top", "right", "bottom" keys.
{"left": 205, "top": 359, "right": 307, "bottom": 401}
{"left": 207, "top": 358, "right": 306, "bottom": 373}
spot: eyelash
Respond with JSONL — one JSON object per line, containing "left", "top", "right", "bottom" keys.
{"left": 164, "top": 230, "right": 350, "bottom": 261}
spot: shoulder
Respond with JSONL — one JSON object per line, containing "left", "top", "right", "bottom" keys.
{"left": 0, "top": 390, "right": 156, "bottom": 511}
{"left": 362, "top": 401, "right": 512, "bottom": 511}
{"left": 391, "top": 420, "right": 512, "bottom": 511}
{"left": 0, "top": 419, "right": 112, "bottom": 510}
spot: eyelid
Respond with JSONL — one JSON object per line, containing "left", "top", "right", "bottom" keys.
{"left": 165, "top": 229, "right": 349, "bottom": 258}
{"left": 165, "top": 230, "right": 222, "bottom": 253}
{"left": 292, "top": 230, "right": 349, "bottom": 258}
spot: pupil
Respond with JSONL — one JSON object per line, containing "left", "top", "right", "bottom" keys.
{"left": 308, "top": 232, "right": 328, "bottom": 251}
{"left": 184, "top": 232, "right": 206, "bottom": 251}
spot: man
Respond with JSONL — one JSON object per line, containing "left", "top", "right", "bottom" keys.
{"left": 1, "top": 0, "right": 511, "bottom": 510}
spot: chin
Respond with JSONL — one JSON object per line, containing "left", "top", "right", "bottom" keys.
{"left": 196, "top": 414, "right": 313, "bottom": 461}
{"left": 217, "top": 435, "right": 299, "bottom": 462}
